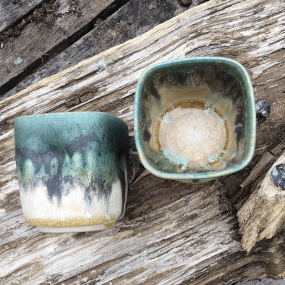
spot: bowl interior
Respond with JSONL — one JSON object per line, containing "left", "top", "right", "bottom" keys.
{"left": 135, "top": 58, "right": 255, "bottom": 179}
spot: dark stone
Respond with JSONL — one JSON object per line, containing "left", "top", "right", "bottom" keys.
{"left": 256, "top": 100, "right": 271, "bottom": 124}
{"left": 270, "top": 164, "right": 285, "bottom": 190}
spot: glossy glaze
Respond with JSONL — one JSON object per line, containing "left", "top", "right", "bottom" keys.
{"left": 134, "top": 57, "right": 256, "bottom": 182}
{"left": 15, "top": 112, "right": 129, "bottom": 232}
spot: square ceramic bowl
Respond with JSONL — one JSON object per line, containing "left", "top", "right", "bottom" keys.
{"left": 134, "top": 57, "right": 256, "bottom": 183}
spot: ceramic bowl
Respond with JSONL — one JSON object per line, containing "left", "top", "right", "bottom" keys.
{"left": 134, "top": 57, "right": 256, "bottom": 183}
{"left": 14, "top": 112, "right": 129, "bottom": 232}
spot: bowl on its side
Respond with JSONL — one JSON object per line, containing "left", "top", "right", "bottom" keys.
{"left": 15, "top": 112, "right": 129, "bottom": 232}
{"left": 134, "top": 57, "right": 256, "bottom": 183}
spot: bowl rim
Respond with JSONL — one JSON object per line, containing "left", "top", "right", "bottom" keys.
{"left": 134, "top": 56, "right": 256, "bottom": 180}
{"left": 14, "top": 111, "right": 128, "bottom": 127}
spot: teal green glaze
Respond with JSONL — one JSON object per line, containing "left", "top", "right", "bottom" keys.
{"left": 161, "top": 148, "right": 188, "bottom": 170}
{"left": 20, "top": 159, "right": 35, "bottom": 188}
{"left": 18, "top": 151, "right": 122, "bottom": 188}
{"left": 50, "top": 157, "right": 58, "bottom": 177}
{"left": 134, "top": 57, "right": 256, "bottom": 182}
{"left": 15, "top": 112, "right": 129, "bottom": 208}
{"left": 37, "top": 165, "right": 49, "bottom": 181}
{"left": 15, "top": 112, "right": 127, "bottom": 154}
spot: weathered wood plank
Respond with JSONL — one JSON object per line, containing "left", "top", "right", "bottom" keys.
{"left": 0, "top": 0, "right": 45, "bottom": 33}
{"left": 2, "top": 0, "right": 210, "bottom": 100}
{"left": 238, "top": 151, "right": 285, "bottom": 252}
{"left": 230, "top": 152, "right": 275, "bottom": 205}
{"left": 0, "top": 181, "right": 240, "bottom": 285}
{"left": 0, "top": 0, "right": 115, "bottom": 92}
{"left": 1, "top": 0, "right": 285, "bottom": 284}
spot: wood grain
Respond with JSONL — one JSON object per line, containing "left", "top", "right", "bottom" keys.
{"left": 0, "top": 0, "right": 45, "bottom": 33}
{"left": 237, "top": 152, "right": 285, "bottom": 252}
{"left": 1, "top": 0, "right": 285, "bottom": 283}
{"left": 0, "top": 0, "right": 115, "bottom": 91}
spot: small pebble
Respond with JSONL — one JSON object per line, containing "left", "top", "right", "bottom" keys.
{"left": 12, "top": 0, "right": 18, "bottom": 4}
{"left": 256, "top": 100, "right": 271, "bottom": 124}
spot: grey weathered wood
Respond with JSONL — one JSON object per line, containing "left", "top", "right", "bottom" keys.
{"left": 0, "top": 0, "right": 45, "bottom": 33}
{"left": 1, "top": 0, "right": 285, "bottom": 284}
{"left": 231, "top": 152, "right": 275, "bottom": 204}
{"left": 0, "top": 0, "right": 115, "bottom": 91}
{"left": 2, "top": 0, "right": 209, "bottom": 100}
{"left": 238, "top": 152, "right": 285, "bottom": 252}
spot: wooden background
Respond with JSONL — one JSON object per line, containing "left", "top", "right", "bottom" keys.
{"left": 1, "top": 0, "right": 285, "bottom": 284}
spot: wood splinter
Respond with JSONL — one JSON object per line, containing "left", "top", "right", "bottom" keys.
{"left": 238, "top": 152, "right": 285, "bottom": 252}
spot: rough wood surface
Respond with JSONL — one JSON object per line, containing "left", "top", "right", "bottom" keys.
{"left": 0, "top": 0, "right": 114, "bottom": 92}
{"left": 238, "top": 153, "right": 285, "bottom": 252}
{"left": 2, "top": 0, "right": 209, "bottom": 100}
{"left": 1, "top": 0, "right": 285, "bottom": 284}
{"left": 0, "top": 0, "right": 45, "bottom": 33}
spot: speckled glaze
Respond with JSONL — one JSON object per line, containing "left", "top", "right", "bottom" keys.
{"left": 134, "top": 57, "right": 256, "bottom": 183}
{"left": 14, "top": 112, "right": 129, "bottom": 232}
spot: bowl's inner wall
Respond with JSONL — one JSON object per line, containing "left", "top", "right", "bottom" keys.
{"left": 139, "top": 61, "right": 252, "bottom": 174}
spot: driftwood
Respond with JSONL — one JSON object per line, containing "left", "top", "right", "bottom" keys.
{"left": 238, "top": 153, "right": 285, "bottom": 252}
{"left": 1, "top": 0, "right": 285, "bottom": 284}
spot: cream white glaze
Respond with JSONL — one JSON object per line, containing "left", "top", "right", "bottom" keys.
{"left": 19, "top": 176, "right": 125, "bottom": 230}
{"left": 159, "top": 107, "right": 226, "bottom": 168}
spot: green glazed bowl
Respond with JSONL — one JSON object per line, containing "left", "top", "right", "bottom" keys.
{"left": 14, "top": 112, "right": 129, "bottom": 232}
{"left": 134, "top": 57, "right": 256, "bottom": 183}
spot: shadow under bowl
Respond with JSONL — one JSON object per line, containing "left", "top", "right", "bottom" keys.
{"left": 134, "top": 57, "right": 256, "bottom": 183}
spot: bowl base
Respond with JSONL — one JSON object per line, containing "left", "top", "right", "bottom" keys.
{"left": 37, "top": 224, "right": 110, "bottom": 233}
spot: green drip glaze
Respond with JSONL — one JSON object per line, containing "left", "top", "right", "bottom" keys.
{"left": 161, "top": 148, "right": 188, "bottom": 170}
{"left": 15, "top": 112, "right": 129, "bottom": 208}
